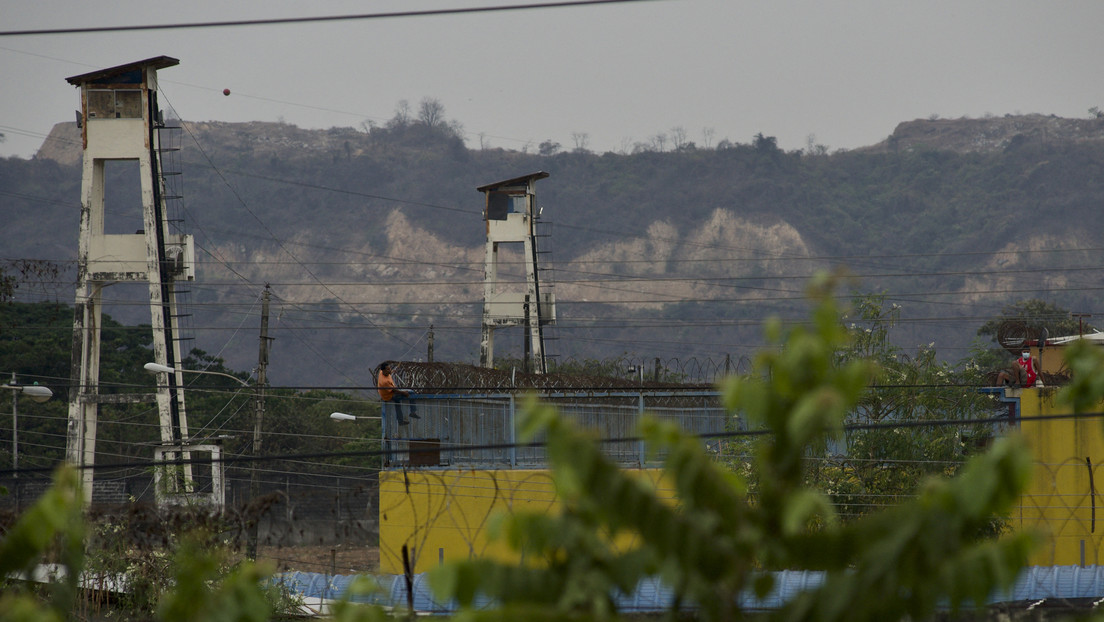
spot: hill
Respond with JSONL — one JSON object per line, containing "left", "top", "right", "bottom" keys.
{"left": 6, "top": 113, "right": 1104, "bottom": 388}
{"left": 861, "top": 114, "right": 1104, "bottom": 154}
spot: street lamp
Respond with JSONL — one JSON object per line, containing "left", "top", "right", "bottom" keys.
{"left": 2, "top": 373, "right": 54, "bottom": 473}
{"left": 144, "top": 362, "right": 251, "bottom": 388}
{"left": 145, "top": 361, "right": 263, "bottom": 556}
{"left": 329, "top": 412, "right": 380, "bottom": 421}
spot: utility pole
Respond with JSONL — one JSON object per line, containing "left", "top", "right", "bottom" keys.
{"left": 1073, "top": 313, "right": 1092, "bottom": 338}
{"left": 523, "top": 297, "right": 531, "bottom": 374}
{"left": 247, "top": 285, "right": 271, "bottom": 560}
{"left": 10, "top": 372, "right": 17, "bottom": 475}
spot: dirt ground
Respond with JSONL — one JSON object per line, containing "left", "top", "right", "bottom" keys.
{"left": 256, "top": 544, "right": 380, "bottom": 575}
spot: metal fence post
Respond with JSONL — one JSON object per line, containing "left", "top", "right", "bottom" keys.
{"left": 509, "top": 394, "right": 517, "bottom": 467}
{"left": 638, "top": 391, "right": 646, "bottom": 467}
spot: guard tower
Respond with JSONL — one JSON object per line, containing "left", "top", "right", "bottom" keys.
{"left": 477, "top": 172, "right": 555, "bottom": 373}
{"left": 65, "top": 57, "right": 201, "bottom": 504}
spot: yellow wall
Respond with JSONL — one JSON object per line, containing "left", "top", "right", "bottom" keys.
{"left": 1018, "top": 387, "right": 1104, "bottom": 565}
{"left": 380, "top": 397, "right": 1104, "bottom": 572}
{"left": 378, "top": 468, "right": 665, "bottom": 574}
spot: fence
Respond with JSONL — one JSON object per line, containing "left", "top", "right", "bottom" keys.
{"left": 380, "top": 390, "right": 733, "bottom": 468}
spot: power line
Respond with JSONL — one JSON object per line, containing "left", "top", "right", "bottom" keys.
{"left": 163, "top": 94, "right": 419, "bottom": 352}
{"left": 0, "top": 405, "right": 1057, "bottom": 479}
{"left": 0, "top": 1, "right": 660, "bottom": 37}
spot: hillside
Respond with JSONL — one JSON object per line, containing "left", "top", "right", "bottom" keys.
{"left": 37, "top": 113, "right": 1104, "bottom": 165}
{"left": 7, "top": 114, "right": 1104, "bottom": 387}
{"left": 861, "top": 114, "right": 1104, "bottom": 154}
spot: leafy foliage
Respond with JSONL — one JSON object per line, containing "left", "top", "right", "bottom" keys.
{"left": 427, "top": 274, "right": 1036, "bottom": 622}
{"left": 1056, "top": 338, "right": 1104, "bottom": 414}
{"left": 970, "top": 298, "right": 1092, "bottom": 375}
{"left": 156, "top": 532, "right": 273, "bottom": 622}
{"left": 817, "top": 294, "right": 1006, "bottom": 522}
{"left": 0, "top": 466, "right": 294, "bottom": 621}
{"left": 0, "top": 466, "right": 84, "bottom": 621}
{"left": 976, "top": 298, "right": 1089, "bottom": 342}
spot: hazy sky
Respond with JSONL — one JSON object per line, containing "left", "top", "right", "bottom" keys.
{"left": 2, "top": 0, "right": 1103, "bottom": 159}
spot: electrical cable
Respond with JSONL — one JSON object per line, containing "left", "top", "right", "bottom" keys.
{"left": 0, "top": 1, "right": 663, "bottom": 37}
{"left": 0, "top": 405, "right": 1067, "bottom": 478}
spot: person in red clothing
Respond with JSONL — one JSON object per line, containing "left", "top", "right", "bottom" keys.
{"left": 996, "top": 350, "right": 1042, "bottom": 388}
{"left": 377, "top": 361, "right": 419, "bottom": 425}
{"left": 1016, "top": 350, "right": 1039, "bottom": 387}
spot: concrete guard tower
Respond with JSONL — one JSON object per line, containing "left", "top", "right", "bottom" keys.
{"left": 65, "top": 57, "right": 200, "bottom": 505}
{"left": 477, "top": 172, "right": 556, "bottom": 373}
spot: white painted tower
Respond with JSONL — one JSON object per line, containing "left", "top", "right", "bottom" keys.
{"left": 477, "top": 172, "right": 556, "bottom": 373}
{"left": 65, "top": 57, "right": 197, "bottom": 504}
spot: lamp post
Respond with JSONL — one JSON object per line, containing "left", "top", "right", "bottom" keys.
{"left": 2, "top": 372, "right": 54, "bottom": 473}
{"left": 144, "top": 362, "right": 251, "bottom": 389}
{"left": 330, "top": 412, "right": 387, "bottom": 465}
{"left": 329, "top": 412, "right": 380, "bottom": 421}
{"left": 146, "top": 361, "right": 258, "bottom": 548}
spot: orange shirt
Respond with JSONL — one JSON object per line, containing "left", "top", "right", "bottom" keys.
{"left": 377, "top": 370, "right": 396, "bottom": 401}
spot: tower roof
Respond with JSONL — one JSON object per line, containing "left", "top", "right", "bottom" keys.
{"left": 476, "top": 171, "right": 549, "bottom": 193}
{"left": 66, "top": 56, "right": 179, "bottom": 86}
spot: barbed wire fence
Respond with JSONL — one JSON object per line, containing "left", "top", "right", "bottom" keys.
{"left": 393, "top": 355, "right": 754, "bottom": 391}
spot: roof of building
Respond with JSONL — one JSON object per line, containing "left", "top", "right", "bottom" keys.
{"left": 476, "top": 171, "right": 549, "bottom": 193}
{"left": 1045, "top": 331, "right": 1104, "bottom": 346}
{"left": 66, "top": 56, "right": 179, "bottom": 86}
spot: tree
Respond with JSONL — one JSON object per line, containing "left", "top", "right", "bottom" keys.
{"left": 0, "top": 266, "right": 13, "bottom": 304}
{"left": 538, "top": 140, "right": 561, "bottom": 156}
{"left": 977, "top": 298, "right": 1088, "bottom": 344}
{"left": 0, "top": 466, "right": 279, "bottom": 621}
{"left": 650, "top": 132, "right": 668, "bottom": 152}
{"left": 972, "top": 298, "right": 1092, "bottom": 373}
{"left": 701, "top": 126, "right": 715, "bottom": 149}
{"left": 670, "top": 126, "right": 689, "bottom": 151}
{"left": 571, "top": 132, "right": 589, "bottom": 153}
{"left": 390, "top": 99, "right": 411, "bottom": 127}
{"left": 824, "top": 294, "right": 1005, "bottom": 522}
{"left": 0, "top": 259, "right": 61, "bottom": 304}
{"left": 417, "top": 97, "right": 446, "bottom": 129}
{"left": 427, "top": 275, "right": 1035, "bottom": 622}
{"left": 753, "top": 132, "right": 779, "bottom": 154}
{"left": 805, "top": 133, "right": 830, "bottom": 156}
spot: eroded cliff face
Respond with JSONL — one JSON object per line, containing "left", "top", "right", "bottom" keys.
{"left": 35, "top": 122, "right": 82, "bottom": 166}
{"left": 565, "top": 210, "right": 812, "bottom": 309}
{"left": 200, "top": 206, "right": 811, "bottom": 316}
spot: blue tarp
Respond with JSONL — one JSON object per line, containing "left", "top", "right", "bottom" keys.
{"left": 274, "top": 565, "right": 1104, "bottom": 613}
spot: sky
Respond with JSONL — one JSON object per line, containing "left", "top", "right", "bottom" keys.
{"left": 1, "top": 0, "right": 1103, "bottom": 159}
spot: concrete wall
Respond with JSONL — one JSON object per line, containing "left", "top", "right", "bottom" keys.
{"left": 1018, "top": 387, "right": 1104, "bottom": 566}
{"left": 378, "top": 468, "right": 666, "bottom": 574}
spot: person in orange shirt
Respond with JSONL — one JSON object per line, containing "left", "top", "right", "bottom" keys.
{"left": 377, "top": 361, "right": 419, "bottom": 425}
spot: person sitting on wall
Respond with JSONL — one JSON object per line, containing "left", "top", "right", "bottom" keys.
{"left": 996, "top": 350, "right": 1042, "bottom": 388}
{"left": 1016, "top": 349, "right": 1040, "bottom": 387}
{"left": 377, "top": 361, "right": 419, "bottom": 425}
